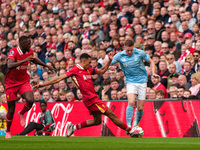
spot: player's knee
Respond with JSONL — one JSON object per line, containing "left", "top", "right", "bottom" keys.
{"left": 26, "top": 98, "right": 34, "bottom": 105}
{"left": 128, "top": 102, "right": 135, "bottom": 107}
{"left": 8, "top": 110, "right": 15, "bottom": 116}
{"left": 94, "top": 118, "right": 102, "bottom": 125}
{"left": 137, "top": 106, "right": 144, "bottom": 112}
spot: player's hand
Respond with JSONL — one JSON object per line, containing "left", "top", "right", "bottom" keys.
{"left": 47, "top": 65, "right": 57, "bottom": 73}
{"left": 152, "top": 74, "right": 160, "bottom": 78}
{"left": 25, "top": 56, "right": 34, "bottom": 62}
{"left": 108, "top": 52, "right": 113, "bottom": 60}
{"left": 32, "top": 84, "right": 41, "bottom": 90}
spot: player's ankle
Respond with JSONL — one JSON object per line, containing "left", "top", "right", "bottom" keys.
{"left": 73, "top": 125, "right": 77, "bottom": 131}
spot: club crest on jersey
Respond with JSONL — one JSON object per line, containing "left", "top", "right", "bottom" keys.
{"left": 9, "top": 51, "right": 14, "bottom": 56}
{"left": 122, "top": 58, "right": 126, "bottom": 62}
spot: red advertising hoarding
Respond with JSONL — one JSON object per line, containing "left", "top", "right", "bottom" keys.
{"left": 2, "top": 100, "right": 200, "bottom": 137}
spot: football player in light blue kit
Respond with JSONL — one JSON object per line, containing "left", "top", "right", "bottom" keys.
{"left": 110, "top": 39, "right": 158, "bottom": 128}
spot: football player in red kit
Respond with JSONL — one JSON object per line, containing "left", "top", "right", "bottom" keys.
{"left": 34, "top": 53, "right": 136, "bottom": 137}
{"left": 5, "top": 36, "right": 55, "bottom": 138}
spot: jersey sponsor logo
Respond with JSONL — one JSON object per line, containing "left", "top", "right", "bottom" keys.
{"left": 123, "top": 61, "right": 139, "bottom": 67}
{"left": 9, "top": 51, "right": 14, "bottom": 56}
{"left": 83, "top": 75, "right": 92, "bottom": 80}
{"left": 16, "top": 66, "right": 28, "bottom": 70}
{"left": 86, "top": 75, "right": 91, "bottom": 79}
{"left": 83, "top": 75, "right": 87, "bottom": 80}
{"left": 6, "top": 95, "right": 9, "bottom": 99}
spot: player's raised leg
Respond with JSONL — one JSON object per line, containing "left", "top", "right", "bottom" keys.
{"left": 104, "top": 108, "right": 134, "bottom": 136}
{"left": 126, "top": 93, "right": 137, "bottom": 127}
{"left": 5, "top": 101, "right": 16, "bottom": 139}
{"left": 18, "top": 91, "right": 34, "bottom": 127}
{"left": 67, "top": 113, "right": 102, "bottom": 137}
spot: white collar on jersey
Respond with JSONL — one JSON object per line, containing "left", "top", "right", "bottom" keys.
{"left": 17, "top": 46, "right": 24, "bottom": 55}
{"left": 77, "top": 64, "right": 84, "bottom": 70}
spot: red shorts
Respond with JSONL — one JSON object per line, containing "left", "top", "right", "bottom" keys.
{"left": 5, "top": 82, "right": 32, "bottom": 101}
{"left": 84, "top": 97, "right": 108, "bottom": 115}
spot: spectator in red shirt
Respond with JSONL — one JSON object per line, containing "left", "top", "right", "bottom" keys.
{"left": 151, "top": 75, "right": 168, "bottom": 98}
{"left": 120, "top": 17, "right": 131, "bottom": 34}
{"left": 158, "top": 61, "right": 170, "bottom": 88}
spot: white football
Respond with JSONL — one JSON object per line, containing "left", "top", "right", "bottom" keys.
{"left": 132, "top": 126, "right": 144, "bottom": 138}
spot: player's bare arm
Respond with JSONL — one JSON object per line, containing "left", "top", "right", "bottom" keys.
{"left": 33, "top": 74, "right": 68, "bottom": 90}
{"left": 148, "top": 58, "right": 159, "bottom": 78}
{"left": 32, "top": 58, "right": 57, "bottom": 72}
{"left": 96, "top": 53, "right": 113, "bottom": 74}
{"left": 7, "top": 56, "right": 33, "bottom": 69}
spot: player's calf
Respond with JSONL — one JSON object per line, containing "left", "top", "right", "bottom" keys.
{"left": 18, "top": 111, "right": 26, "bottom": 127}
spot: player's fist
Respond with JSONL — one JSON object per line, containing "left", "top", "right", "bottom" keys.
{"left": 152, "top": 74, "right": 160, "bottom": 78}
{"left": 32, "top": 84, "right": 40, "bottom": 90}
{"left": 108, "top": 52, "right": 114, "bottom": 60}
{"left": 25, "top": 56, "right": 34, "bottom": 62}
{"left": 47, "top": 65, "right": 57, "bottom": 73}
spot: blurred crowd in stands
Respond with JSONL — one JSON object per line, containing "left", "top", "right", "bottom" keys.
{"left": 0, "top": 0, "right": 200, "bottom": 103}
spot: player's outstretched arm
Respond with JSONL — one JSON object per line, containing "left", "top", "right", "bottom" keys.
{"left": 96, "top": 53, "right": 113, "bottom": 74}
{"left": 148, "top": 58, "right": 159, "bottom": 77}
{"left": 32, "top": 58, "right": 56, "bottom": 72}
{"left": 34, "top": 74, "right": 68, "bottom": 89}
{"left": 7, "top": 56, "right": 33, "bottom": 69}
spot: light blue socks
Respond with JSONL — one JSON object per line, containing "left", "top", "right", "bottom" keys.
{"left": 133, "top": 110, "right": 144, "bottom": 127}
{"left": 126, "top": 105, "right": 134, "bottom": 127}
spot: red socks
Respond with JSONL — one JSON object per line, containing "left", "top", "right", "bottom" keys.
{"left": 120, "top": 123, "right": 132, "bottom": 132}
{"left": 20, "top": 102, "right": 32, "bottom": 115}
{"left": 75, "top": 121, "right": 87, "bottom": 130}
{"left": 6, "top": 113, "right": 13, "bottom": 132}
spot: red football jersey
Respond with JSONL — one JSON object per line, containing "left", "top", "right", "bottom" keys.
{"left": 5, "top": 47, "right": 33, "bottom": 89}
{"left": 65, "top": 64, "right": 98, "bottom": 107}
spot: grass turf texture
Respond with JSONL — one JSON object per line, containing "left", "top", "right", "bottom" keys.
{"left": 0, "top": 136, "right": 200, "bottom": 150}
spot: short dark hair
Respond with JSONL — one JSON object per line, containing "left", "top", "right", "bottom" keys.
{"left": 156, "top": 90, "right": 164, "bottom": 96}
{"left": 91, "top": 57, "right": 98, "bottom": 61}
{"left": 193, "top": 51, "right": 200, "bottom": 55}
{"left": 19, "top": 36, "right": 29, "bottom": 43}
{"left": 102, "top": 80, "right": 110, "bottom": 86}
{"left": 110, "top": 78, "right": 119, "bottom": 84}
{"left": 144, "top": 45, "right": 153, "bottom": 51}
{"left": 80, "top": 53, "right": 91, "bottom": 61}
{"left": 152, "top": 54, "right": 160, "bottom": 59}
{"left": 178, "top": 87, "right": 185, "bottom": 90}
{"left": 32, "top": 72, "right": 39, "bottom": 77}
{"left": 40, "top": 101, "right": 47, "bottom": 106}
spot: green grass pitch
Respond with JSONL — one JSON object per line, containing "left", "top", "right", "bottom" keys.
{"left": 0, "top": 136, "right": 200, "bottom": 150}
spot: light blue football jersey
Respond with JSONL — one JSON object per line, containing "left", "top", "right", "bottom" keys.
{"left": 111, "top": 48, "right": 150, "bottom": 84}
